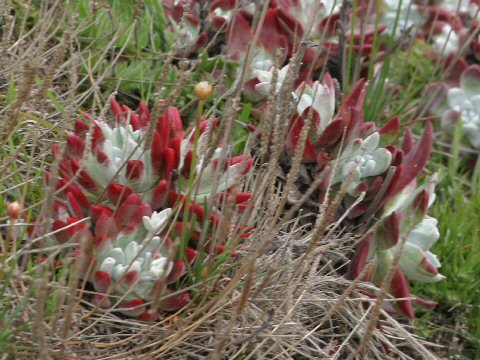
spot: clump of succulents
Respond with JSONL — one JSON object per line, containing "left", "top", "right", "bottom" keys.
{"left": 278, "top": 68, "right": 442, "bottom": 317}
{"left": 162, "top": 0, "right": 208, "bottom": 56}
{"left": 429, "top": 64, "right": 480, "bottom": 149}
{"left": 49, "top": 98, "right": 253, "bottom": 319}
{"left": 285, "top": 74, "right": 397, "bottom": 194}
{"left": 350, "top": 172, "right": 444, "bottom": 318}
{"left": 52, "top": 194, "right": 197, "bottom": 320}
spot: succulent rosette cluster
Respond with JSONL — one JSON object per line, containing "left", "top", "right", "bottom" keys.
{"left": 52, "top": 194, "right": 196, "bottom": 320}
{"left": 350, "top": 172, "right": 444, "bottom": 318}
{"left": 47, "top": 99, "right": 253, "bottom": 319}
{"left": 429, "top": 64, "right": 480, "bottom": 149}
{"left": 280, "top": 69, "right": 442, "bottom": 317}
{"left": 162, "top": 0, "right": 208, "bottom": 57}
{"left": 286, "top": 74, "right": 398, "bottom": 197}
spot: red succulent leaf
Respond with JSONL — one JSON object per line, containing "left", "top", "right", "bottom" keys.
{"left": 139, "top": 310, "right": 159, "bottom": 322}
{"left": 378, "top": 211, "right": 403, "bottom": 249}
{"left": 286, "top": 115, "right": 317, "bottom": 163}
{"left": 379, "top": 116, "right": 400, "bottom": 137}
{"left": 185, "top": 247, "right": 198, "bottom": 264}
{"left": 66, "top": 134, "right": 85, "bottom": 158}
{"left": 346, "top": 78, "right": 367, "bottom": 109}
{"left": 347, "top": 203, "right": 367, "bottom": 219}
{"left": 107, "top": 183, "right": 134, "bottom": 206}
{"left": 170, "top": 135, "right": 183, "bottom": 168}
{"left": 421, "top": 255, "right": 439, "bottom": 276}
{"left": 151, "top": 180, "right": 170, "bottom": 210}
{"left": 111, "top": 98, "right": 125, "bottom": 122}
{"left": 316, "top": 118, "right": 346, "bottom": 148}
{"left": 94, "top": 234, "right": 109, "bottom": 252}
{"left": 151, "top": 131, "right": 165, "bottom": 174}
{"left": 258, "top": 9, "right": 288, "bottom": 57}
{"left": 123, "top": 271, "right": 139, "bottom": 286}
{"left": 129, "top": 203, "right": 153, "bottom": 226}
{"left": 443, "top": 54, "right": 468, "bottom": 87}
{"left": 92, "top": 293, "right": 111, "bottom": 309}
{"left": 345, "top": 107, "right": 364, "bottom": 143}
{"left": 319, "top": 13, "right": 341, "bottom": 36}
{"left": 126, "top": 160, "right": 146, "bottom": 181}
{"left": 52, "top": 144, "right": 61, "bottom": 159}
{"left": 94, "top": 147, "right": 110, "bottom": 165}
{"left": 387, "top": 122, "right": 433, "bottom": 198}
{"left": 402, "top": 128, "right": 413, "bottom": 154}
{"left": 159, "top": 289, "right": 189, "bottom": 312}
{"left": 387, "top": 146, "right": 404, "bottom": 167}
{"left": 74, "top": 120, "right": 89, "bottom": 137}
{"left": 415, "top": 295, "right": 438, "bottom": 309}
{"left": 59, "top": 158, "right": 74, "bottom": 181}
{"left": 413, "top": 189, "right": 430, "bottom": 217}
{"left": 227, "top": 13, "right": 253, "bottom": 60}
{"left": 163, "top": 148, "right": 175, "bottom": 181}
{"left": 138, "top": 101, "right": 151, "bottom": 128}
{"left": 95, "top": 210, "right": 118, "bottom": 238}
{"left": 65, "top": 184, "right": 90, "bottom": 213}
{"left": 115, "top": 193, "right": 142, "bottom": 227}
{"left": 120, "top": 298, "right": 147, "bottom": 317}
{"left": 66, "top": 191, "right": 85, "bottom": 218}
{"left": 390, "top": 268, "right": 414, "bottom": 319}
{"left": 166, "top": 106, "right": 184, "bottom": 139}
{"left": 52, "top": 217, "right": 79, "bottom": 243}
{"left": 167, "top": 259, "right": 186, "bottom": 284}
{"left": 348, "top": 234, "right": 373, "bottom": 280}
{"left": 360, "top": 121, "right": 376, "bottom": 135}
{"left": 233, "top": 192, "right": 252, "bottom": 204}
{"left": 90, "top": 122, "right": 105, "bottom": 151}
{"left": 94, "top": 271, "right": 112, "bottom": 293}
{"left": 129, "top": 110, "right": 140, "bottom": 130}
{"left": 214, "top": 244, "right": 238, "bottom": 256}
{"left": 70, "top": 158, "right": 98, "bottom": 191}
{"left": 90, "top": 205, "right": 114, "bottom": 222}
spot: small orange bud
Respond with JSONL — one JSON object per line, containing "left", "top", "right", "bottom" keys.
{"left": 194, "top": 81, "right": 213, "bottom": 101}
{"left": 7, "top": 201, "right": 22, "bottom": 220}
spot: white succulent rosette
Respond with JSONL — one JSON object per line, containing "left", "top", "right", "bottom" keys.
{"left": 277, "top": 0, "right": 341, "bottom": 41}
{"left": 294, "top": 77, "right": 336, "bottom": 127}
{"left": 254, "top": 65, "right": 290, "bottom": 96}
{"left": 382, "top": 0, "right": 423, "bottom": 37}
{"left": 177, "top": 121, "right": 253, "bottom": 204}
{"left": 211, "top": 0, "right": 257, "bottom": 25}
{"left": 93, "top": 209, "right": 173, "bottom": 304}
{"left": 91, "top": 207, "right": 197, "bottom": 319}
{"left": 61, "top": 100, "right": 184, "bottom": 210}
{"left": 331, "top": 132, "right": 392, "bottom": 195}
{"left": 440, "top": 0, "right": 479, "bottom": 19}
{"left": 395, "top": 216, "right": 445, "bottom": 283}
{"left": 382, "top": 174, "right": 444, "bottom": 282}
{"left": 84, "top": 122, "right": 156, "bottom": 193}
{"left": 435, "top": 65, "right": 480, "bottom": 149}
{"left": 432, "top": 24, "right": 460, "bottom": 55}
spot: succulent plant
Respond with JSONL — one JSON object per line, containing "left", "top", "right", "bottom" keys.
{"left": 162, "top": 0, "right": 208, "bottom": 57}
{"left": 331, "top": 132, "right": 392, "bottom": 195}
{"left": 254, "top": 65, "right": 290, "bottom": 96}
{"left": 286, "top": 74, "right": 379, "bottom": 165}
{"left": 286, "top": 73, "right": 339, "bottom": 163}
{"left": 367, "top": 173, "right": 444, "bottom": 319}
{"left": 49, "top": 99, "right": 253, "bottom": 318}
{"left": 348, "top": 124, "right": 444, "bottom": 319}
{"left": 51, "top": 191, "right": 198, "bottom": 320}
{"left": 57, "top": 99, "right": 252, "bottom": 210}
{"left": 382, "top": 0, "right": 422, "bottom": 38}
{"left": 432, "top": 24, "right": 460, "bottom": 55}
{"left": 430, "top": 65, "right": 480, "bottom": 148}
